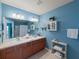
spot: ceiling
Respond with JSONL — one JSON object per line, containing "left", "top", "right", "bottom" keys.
{"left": 1, "top": 0, "right": 73, "bottom": 15}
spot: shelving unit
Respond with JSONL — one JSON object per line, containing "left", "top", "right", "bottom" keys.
{"left": 47, "top": 16, "right": 57, "bottom": 31}
{"left": 51, "top": 39, "right": 67, "bottom": 59}
{"left": 47, "top": 21, "right": 57, "bottom": 31}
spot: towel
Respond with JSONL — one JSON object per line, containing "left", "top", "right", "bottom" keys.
{"left": 67, "top": 29, "right": 78, "bottom": 39}
{"left": 54, "top": 52, "right": 62, "bottom": 59}
{"left": 54, "top": 46, "right": 63, "bottom": 51}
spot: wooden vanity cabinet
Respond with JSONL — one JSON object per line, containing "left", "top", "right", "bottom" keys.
{"left": 0, "top": 38, "right": 46, "bottom": 59}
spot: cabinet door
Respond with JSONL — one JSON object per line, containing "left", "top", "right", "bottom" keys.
{"left": 0, "top": 50, "right": 5, "bottom": 59}
{"left": 3, "top": 47, "right": 17, "bottom": 59}
{"left": 32, "top": 44, "right": 39, "bottom": 54}
{"left": 0, "top": 51, "right": 2, "bottom": 59}
{"left": 31, "top": 40, "right": 40, "bottom": 54}
{"left": 38, "top": 39, "right": 45, "bottom": 50}
{"left": 31, "top": 39, "right": 45, "bottom": 54}
{"left": 22, "top": 43, "right": 32, "bottom": 59}
{"left": 15, "top": 45, "right": 22, "bottom": 59}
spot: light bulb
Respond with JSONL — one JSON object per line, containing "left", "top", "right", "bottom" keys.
{"left": 12, "top": 13, "right": 17, "bottom": 18}
{"left": 21, "top": 15, "right": 24, "bottom": 19}
{"left": 17, "top": 14, "right": 21, "bottom": 19}
{"left": 30, "top": 18, "right": 38, "bottom": 22}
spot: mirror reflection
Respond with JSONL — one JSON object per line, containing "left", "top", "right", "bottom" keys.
{"left": 4, "top": 17, "right": 37, "bottom": 39}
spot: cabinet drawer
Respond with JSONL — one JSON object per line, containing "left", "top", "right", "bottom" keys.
{"left": 3, "top": 47, "right": 16, "bottom": 53}
{"left": 22, "top": 42, "right": 31, "bottom": 48}
{"left": 39, "top": 39, "right": 45, "bottom": 42}
{"left": 32, "top": 40, "right": 39, "bottom": 45}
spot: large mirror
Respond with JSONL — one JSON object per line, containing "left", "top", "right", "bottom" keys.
{"left": 3, "top": 17, "right": 38, "bottom": 40}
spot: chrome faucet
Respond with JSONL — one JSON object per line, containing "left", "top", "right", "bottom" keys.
{"left": 16, "top": 37, "right": 20, "bottom": 41}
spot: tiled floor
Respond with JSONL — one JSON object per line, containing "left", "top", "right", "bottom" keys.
{"left": 28, "top": 49, "right": 58, "bottom": 59}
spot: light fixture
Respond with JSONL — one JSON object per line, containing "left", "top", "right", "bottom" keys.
{"left": 21, "top": 15, "right": 24, "bottom": 19}
{"left": 12, "top": 13, "right": 17, "bottom": 18}
{"left": 30, "top": 16, "right": 39, "bottom": 22}
{"left": 12, "top": 13, "right": 24, "bottom": 19}
{"left": 17, "top": 14, "right": 21, "bottom": 19}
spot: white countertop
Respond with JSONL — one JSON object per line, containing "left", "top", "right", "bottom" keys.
{"left": 0, "top": 36, "right": 45, "bottom": 50}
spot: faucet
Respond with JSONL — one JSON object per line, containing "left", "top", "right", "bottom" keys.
{"left": 16, "top": 37, "right": 20, "bottom": 41}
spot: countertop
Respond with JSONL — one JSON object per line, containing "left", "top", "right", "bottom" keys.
{"left": 0, "top": 36, "right": 45, "bottom": 50}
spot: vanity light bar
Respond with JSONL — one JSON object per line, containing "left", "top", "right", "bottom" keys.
{"left": 12, "top": 13, "right": 24, "bottom": 19}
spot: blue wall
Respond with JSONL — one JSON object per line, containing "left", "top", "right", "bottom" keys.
{"left": 36, "top": 0, "right": 79, "bottom": 59}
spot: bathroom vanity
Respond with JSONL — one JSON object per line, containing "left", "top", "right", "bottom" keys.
{"left": 0, "top": 36, "right": 46, "bottom": 59}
